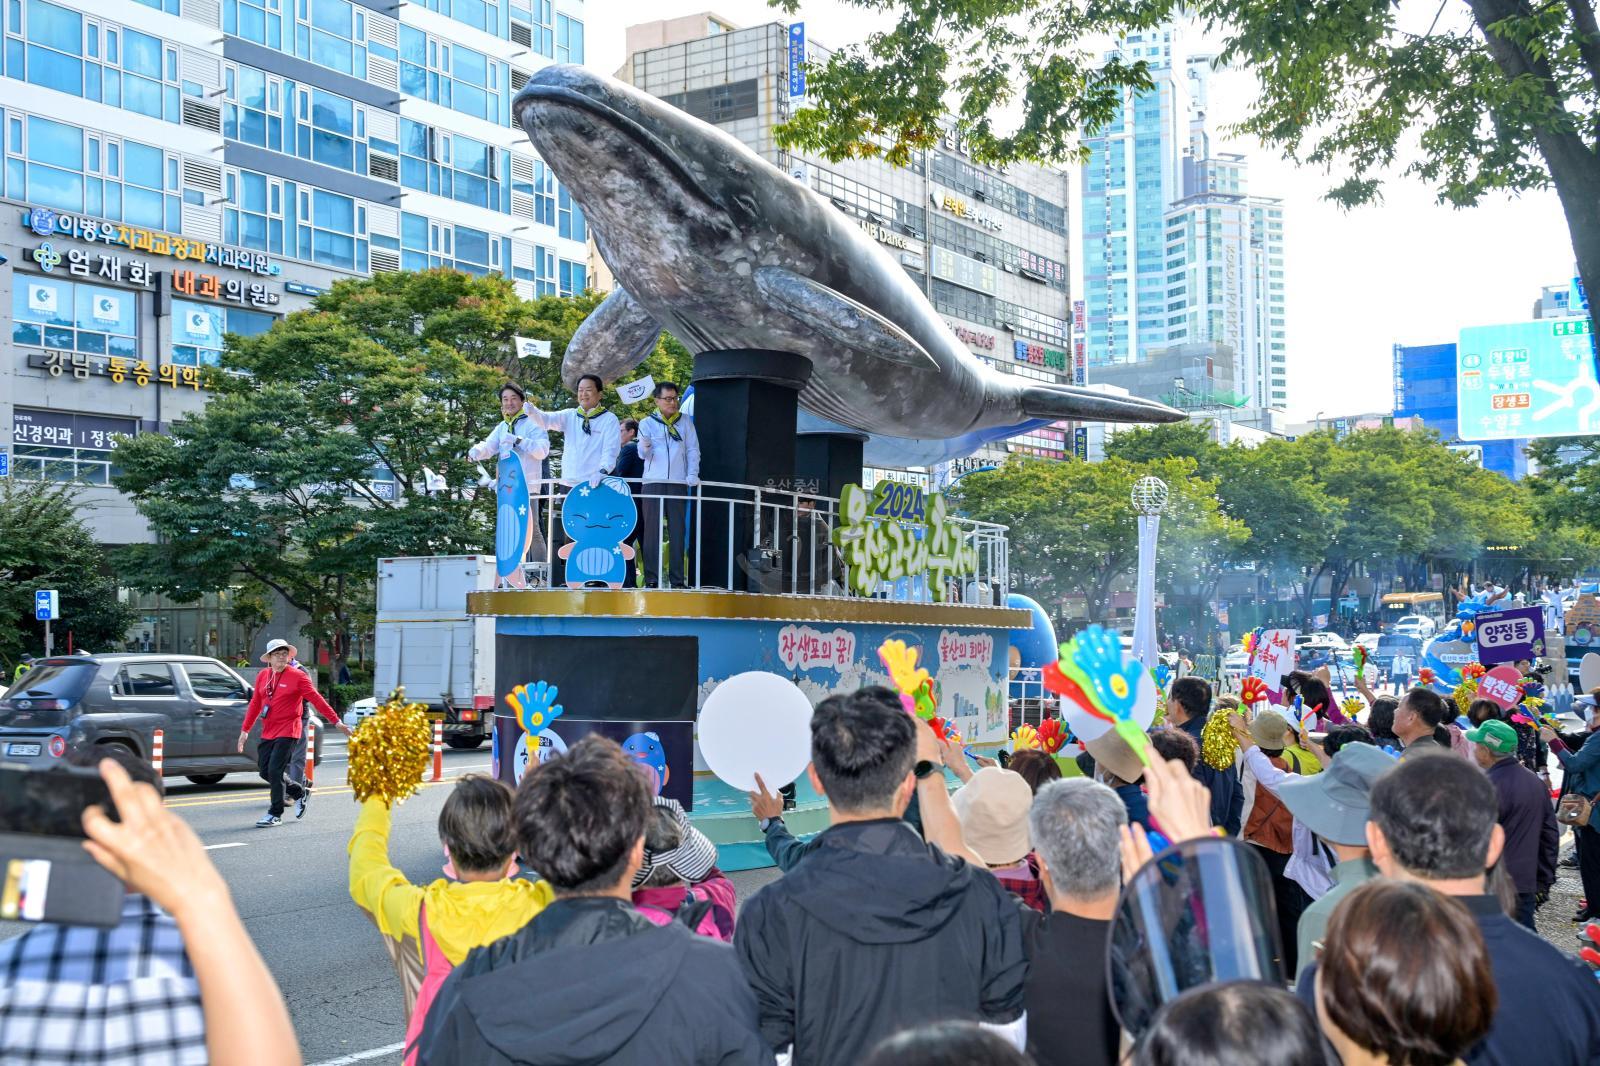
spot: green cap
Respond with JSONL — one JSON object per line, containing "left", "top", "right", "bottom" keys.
{"left": 1464, "top": 719, "right": 1518, "bottom": 755}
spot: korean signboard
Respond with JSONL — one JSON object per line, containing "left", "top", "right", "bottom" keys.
{"left": 930, "top": 246, "right": 997, "bottom": 294}
{"left": 24, "top": 207, "right": 281, "bottom": 277}
{"left": 1249, "top": 629, "right": 1297, "bottom": 705}
{"left": 13, "top": 409, "right": 138, "bottom": 451}
{"left": 928, "top": 187, "right": 1003, "bottom": 233}
{"left": 25, "top": 353, "right": 208, "bottom": 391}
{"left": 1474, "top": 605, "right": 1546, "bottom": 666}
{"left": 787, "top": 23, "right": 806, "bottom": 97}
{"left": 1457, "top": 317, "right": 1600, "bottom": 440}
{"left": 1013, "top": 340, "right": 1067, "bottom": 371}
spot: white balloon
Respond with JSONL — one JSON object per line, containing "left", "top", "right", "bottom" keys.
{"left": 1581, "top": 652, "right": 1600, "bottom": 694}
{"left": 698, "top": 671, "right": 815, "bottom": 792}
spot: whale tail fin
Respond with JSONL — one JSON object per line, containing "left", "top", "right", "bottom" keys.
{"left": 1019, "top": 383, "right": 1185, "bottom": 425}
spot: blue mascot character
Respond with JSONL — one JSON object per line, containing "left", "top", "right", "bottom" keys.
{"left": 622, "top": 731, "right": 669, "bottom": 796}
{"left": 557, "top": 476, "right": 637, "bottom": 588}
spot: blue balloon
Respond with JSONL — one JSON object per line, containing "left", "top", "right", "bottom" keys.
{"left": 1007, "top": 594, "right": 1058, "bottom": 671}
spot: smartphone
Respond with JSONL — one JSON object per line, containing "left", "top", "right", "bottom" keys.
{"left": 0, "top": 764, "right": 124, "bottom": 927}
{"left": 0, "top": 764, "right": 118, "bottom": 839}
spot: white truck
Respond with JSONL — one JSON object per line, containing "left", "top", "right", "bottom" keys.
{"left": 374, "top": 555, "right": 496, "bottom": 749}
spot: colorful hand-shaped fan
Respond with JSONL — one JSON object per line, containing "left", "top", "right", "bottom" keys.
{"left": 506, "top": 680, "right": 564, "bottom": 738}
{"left": 1340, "top": 696, "right": 1364, "bottom": 721}
{"left": 1238, "top": 676, "right": 1269, "bottom": 708}
{"left": 1053, "top": 625, "right": 1157, "bottom": 766}
{"left": 1462, "top": 662, "right": 1487, "bottom": 681}
{"left": 1010, "top": 723, "right": 1041, "bottom": 750}
{"left": 1036, "top": 717, "right": 1067, "bottom": 755}
{"left": 1351, "top": 644, "right": 1367, "bottom": 673}
{"left": 928, "top": 716, "right": 961, "bottom": 744}
{"left": 877, "top": 639, "right": 936, "bottom": 718}
{"left": 1418, "top": 667, "right": 1437, "bottom": 687}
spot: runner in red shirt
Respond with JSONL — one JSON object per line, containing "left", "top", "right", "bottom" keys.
{"left": 239, "top": 638, "right": 350, "bottom": 827}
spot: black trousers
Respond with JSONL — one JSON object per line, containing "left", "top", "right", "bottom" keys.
{"left": 642, "top": 483, "right": 690, "bottom": 588}
{"left": 1250, "top": 842, "right": 1311, "bottom": 975}
{"left": 1578, "top": 823, "right": 1600, "bottom": 917}
{"left": 257, "top": 736, "right": 305, "bottom": 816}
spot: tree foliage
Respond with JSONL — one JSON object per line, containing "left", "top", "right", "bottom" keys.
{"left": 0, "top": 481, "right": 136, "bottom": 667}
{"left": 110, "top": 273, "right": 687, "bottom": 671}
{"left": 772, "top": 0, "right": 1600, "bottom": 336}
{"left": 960, "top": 421, "right": 1586, "bottom": 621}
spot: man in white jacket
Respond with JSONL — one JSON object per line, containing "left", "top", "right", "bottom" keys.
{"left": 468, "top": 383, "right": 551, "bottom": 584}
{"left": 636, "top": 381, "right": 700, "bottom": 589}
{"left": 521, "top": 374, "right": 621, "bottom": 585}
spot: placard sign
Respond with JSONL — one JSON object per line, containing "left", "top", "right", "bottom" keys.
{"left": 1248, "top": 629, "right": 1297, "bottom": 705}
{"left": 1475, "top": 605, "right": 1546, "bottom": 666}
{"left": 1478, "top": 664, "right": 1524, "bottom": 710}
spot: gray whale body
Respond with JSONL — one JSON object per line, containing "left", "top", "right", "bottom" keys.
{"left": 512, "top": 65, "right": 1183, "bottom": 449}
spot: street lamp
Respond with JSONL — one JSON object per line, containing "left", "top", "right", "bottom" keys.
{"left": 1130, "top": 476, "right": 1167, "bottom": 669}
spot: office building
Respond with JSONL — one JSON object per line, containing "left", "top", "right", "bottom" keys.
{"left": 621, "top": 16, "right": 1078, "bottom": 469}
{"left": 1391, "top": 341, "right": 1530, "bottom": 480}
{"left": 1, "top": 0, "right": 589, "bottom": 650}
{"left": 1081, "top": 23, "right": 1287, "bottom": 409}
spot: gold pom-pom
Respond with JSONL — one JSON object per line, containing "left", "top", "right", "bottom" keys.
{"left": 1200, "top": 707, "right": 1237, "bottom": 771}
{"left": 347, "top": 688, "right": 434, "bottom": 805}
{"left": 1452, "top": 678, "right": 1480, "bottom": 717}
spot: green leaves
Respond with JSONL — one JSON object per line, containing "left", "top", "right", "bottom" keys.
{"left": 0, "top": 481, "right": 136, "bottom": 664}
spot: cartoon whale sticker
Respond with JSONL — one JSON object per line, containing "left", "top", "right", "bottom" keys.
{"left": 622, "top": 731, "right": 669, "bottom": 795}
{"left": 557, "top": 476, "right": 637, "bottom": 588}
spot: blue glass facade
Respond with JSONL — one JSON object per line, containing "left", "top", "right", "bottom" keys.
{"left": 1392, "top": 341, "right": 1530, "bottom": 480}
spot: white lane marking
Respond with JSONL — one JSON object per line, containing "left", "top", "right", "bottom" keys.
{"left": 202, "top": 842, "right": 248, "bottom": 851}
{"left": 308, "top": 1042, "right": 406, "bottom": 1066}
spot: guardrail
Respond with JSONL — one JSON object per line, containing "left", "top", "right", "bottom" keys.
{"left": 508, "top": 478, "right": 1010, "bottom": 605}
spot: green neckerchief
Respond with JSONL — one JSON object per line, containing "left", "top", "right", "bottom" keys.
{"left": 652, "top": 411, "right": 683, "bottom": 441}
{"left": 579, "top": 406, "right": 603, "bottom": 435}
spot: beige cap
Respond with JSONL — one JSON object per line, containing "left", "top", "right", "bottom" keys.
{"left": 951, "top": 767, "right": 1033, "bottom": 867}
{"left": 1084, "top": 729, "right": 1146, "bottom": 785}
{"left": 1250, "top": 709, "right": 1292, "bottom": 748}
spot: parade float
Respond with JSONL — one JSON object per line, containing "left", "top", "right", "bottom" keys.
{"left": 456, "top": 66, "right": 1183, "bottom": 868}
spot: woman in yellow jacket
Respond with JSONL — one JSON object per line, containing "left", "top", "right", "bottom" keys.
{"left": 348, "top": 775, "right": 552, "bottom": 1065}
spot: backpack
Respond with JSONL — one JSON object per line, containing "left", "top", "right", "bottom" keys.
{"left": 1245, "top": 749, "right": 1302, "bottom": 854}
{"left": 634, "top": 882, "right": 733, "bottom": 942}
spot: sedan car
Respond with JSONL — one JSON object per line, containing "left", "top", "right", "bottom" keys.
{"left": 1392, "top": 615, "right": 1437, "bottom": 639}
{"left": 0, "top": 654, "right": 320, "bottom": 786}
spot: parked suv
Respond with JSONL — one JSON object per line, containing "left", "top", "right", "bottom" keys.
{"left": 0, "top": 654, "right": 320, "bottom": 785}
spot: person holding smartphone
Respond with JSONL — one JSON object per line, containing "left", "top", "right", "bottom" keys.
{"left": 239, "top": 638, "right": 350, "bottom": 828}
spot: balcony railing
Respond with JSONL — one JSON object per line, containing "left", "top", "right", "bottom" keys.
{"left": 507, "top": 478, "right": 1010, "bottom": 606}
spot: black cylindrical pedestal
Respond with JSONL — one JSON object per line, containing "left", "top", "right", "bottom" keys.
{"left": 691, "top": 350, "right": 811, "bottom": 591}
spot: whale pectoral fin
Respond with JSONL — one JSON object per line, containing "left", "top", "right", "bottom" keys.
{"left": 562, "top": 287, "right": 662, "bottom": 389}
{"left": 754, "top": 267, "right": 939, "bottom": 371}
{"left": 1019, "top": 384, "right": 1187, "bottom": 425}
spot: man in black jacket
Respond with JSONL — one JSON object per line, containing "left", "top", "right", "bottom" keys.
{"left": 1168, "top": 676, "right": 1242, "bottom": 834}
{"left": 1295, "top": 754, "right": 1600, "bottom": 1065}
{"left": 415, "top": 736, "right": 771, "bottom": 1065}
{"left": 735, "top": 687, "right": 1027, "bottom": 1064}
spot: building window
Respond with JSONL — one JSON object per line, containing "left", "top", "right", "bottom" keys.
{"left": 555, "top": 13, "right": 583, "bottom": 63}
{"left": 398, "top": 27, "right": 503, "bottom": 123}
{"left": 5, "top": 111, "right": 176, "bottom": 228}
{"left": 224, "top": 0, "right": 284, "bottom": 49}
{"left": 224, "top": 168, "right": 285, "bottom": 254}
{"left": 661, "top": 79, "right": 759, "bottom": 125}
{"left": 11, "top": 408, "right": 137, "bottom": 485}
{"left": 422, "top": 0, "right": 495, "bottom": 35}
{"left": 13, "top": 275, "right": 137, "bottom": 358}
{"left": 557, "top": 185, "right": 585, "bottom": 241}
{"left": 558, "top": 258, "right": 586, "bottom": 296}
{"left": 15, "top": 2, "right": 184, "bottom": 125}
{"left": 398, "top": 121, "right": 498, "bottom": 209}
{"left": 171, "top": 300, "right": 274, "bottom": 366}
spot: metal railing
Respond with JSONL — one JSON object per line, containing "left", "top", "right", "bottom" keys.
{"left": 503, "top": 478, "right": 1009, "bottom": 604}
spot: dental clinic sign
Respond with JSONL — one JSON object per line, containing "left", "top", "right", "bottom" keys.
{"left": 832, "top": 482, "right": 980, "bottom": 602}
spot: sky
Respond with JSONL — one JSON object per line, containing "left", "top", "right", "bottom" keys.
{"left": 596, "top": 1, "right": 1580, "bottom": 421}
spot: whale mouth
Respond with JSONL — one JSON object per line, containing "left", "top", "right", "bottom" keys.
{"left": 514, "top": 81, "right": 724, "bottom": 212}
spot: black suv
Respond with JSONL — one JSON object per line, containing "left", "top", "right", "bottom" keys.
{"left": 0, "top": 654, "right": 319, "bottom": 785}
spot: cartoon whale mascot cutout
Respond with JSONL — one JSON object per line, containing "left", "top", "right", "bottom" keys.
{"left": 558, "top": 476, "right": 637, "bottom": 588}
{"left": 494, "top": 453, "right": 534, "bottom": 589}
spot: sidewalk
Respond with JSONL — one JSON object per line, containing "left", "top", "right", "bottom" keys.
{"left": 1534, "top": 838, "right": 1594, "bottom": 960}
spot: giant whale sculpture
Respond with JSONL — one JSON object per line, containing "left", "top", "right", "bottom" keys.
{"left": 513, "top": 66, "right": 1183, "bottom": 462}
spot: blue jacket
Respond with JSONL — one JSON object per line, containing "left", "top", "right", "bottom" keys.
{"left": 1554, "top": 730, "right": 1600, "bottom": 797}
{"left": 1298, "top": 893, "right": 1600, "bottom": 1066}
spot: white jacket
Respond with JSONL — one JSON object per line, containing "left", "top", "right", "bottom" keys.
{"left": 467, "top": 413, "right": 550, "bottom": 494}
{"left": 637, "top": 412, "right": 701, "bottom": 485}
